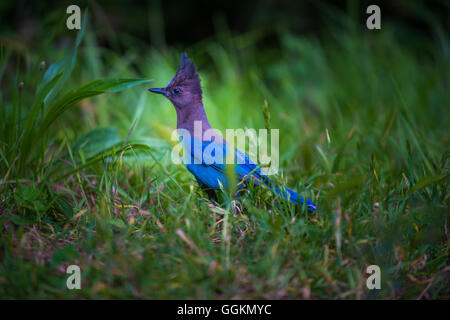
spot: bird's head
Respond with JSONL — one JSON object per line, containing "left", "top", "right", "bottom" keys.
{"left": 149, "top": 53, "right": 202, "bottom": 109}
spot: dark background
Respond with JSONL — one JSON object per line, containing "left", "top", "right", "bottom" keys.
{"left": 0, "top": 0, "right": 448, "bottom": 49}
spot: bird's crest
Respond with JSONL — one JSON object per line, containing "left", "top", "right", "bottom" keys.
{"left": 168, "top": 53, "right": 202, "bottom": 96}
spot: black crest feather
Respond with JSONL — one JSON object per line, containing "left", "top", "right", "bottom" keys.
{"left": 169, "top": 53, "right": 202, "bottom": 96}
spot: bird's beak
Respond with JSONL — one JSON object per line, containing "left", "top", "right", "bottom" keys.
{"left": 148, "top": 88, "right": 168, "bottom": 96}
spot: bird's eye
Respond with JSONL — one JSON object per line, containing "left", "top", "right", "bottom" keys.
{"left": 173, "top": 88, "right": 180, "bottom": 94}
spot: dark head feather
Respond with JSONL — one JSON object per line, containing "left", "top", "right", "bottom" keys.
{"left": 168, "top": 53, "right": 202, "bottom": 96}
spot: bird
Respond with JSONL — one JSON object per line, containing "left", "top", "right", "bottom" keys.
{"left": 149, "top": 53, "right": 316, "bottom": 211}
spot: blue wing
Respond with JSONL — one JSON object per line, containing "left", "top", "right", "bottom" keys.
{"left": 182, "top": 138, "right": 316, "bottom": 211}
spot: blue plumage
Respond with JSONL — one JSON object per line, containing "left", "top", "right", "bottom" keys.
{"left": 149, "top": 53, "right": 316, "bottom": 212}
{"left": 183, "top": 138, "right": 316, "bottom": 211}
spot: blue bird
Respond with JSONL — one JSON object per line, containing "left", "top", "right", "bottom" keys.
{"left": 149, "top": 53, "right": 316, "bottom": 211}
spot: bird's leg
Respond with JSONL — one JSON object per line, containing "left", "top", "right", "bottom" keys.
{"left": 230, "top": 187, "right": 247, "bottom": 215}
{"left": 203, "top": 187, "right": 219, "bottom": 203}
{"left": 231, "top": 199, "right": 243, "bottom": 215}
{"left": 196, "top": 179, "right": 245, "bottom": 215}
{"left": 196, "top": 180, "right": 219, "bottom": 203}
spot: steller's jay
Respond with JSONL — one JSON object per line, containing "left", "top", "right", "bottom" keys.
{"left": 149, "top": 53, "right": 316, "bottom": 211}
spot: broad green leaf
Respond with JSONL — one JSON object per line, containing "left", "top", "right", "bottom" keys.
{"left": 10, "top": 215, "right": 33, "bottom": 226}
{"left": 407, "top": 174, "right": 446, "bottom": 195}
{"left": 14, "top": 183, "right": 40, "bottom": 203}
{"left": 43, "top": 10, "right": 88, "bottom": 105}
{"left": 55, "top": 198, "right": 74, "bottom": 217}
{"left": 77, "top": 78, "right": 153, "bottom": 93}
{"left": 37, "top": 78, "right": 152, "bottom": 139}
{"left": 57, "top": 143, "right": 152, "bottom": 181}
{"left": 71, "top": 127, "right": 122, "bottom": 159}
{"left": 19, "top": 73, "right": 63, "bottom": 171}
{"left": 110, "top": 218, "right": 127, "bottom": 229}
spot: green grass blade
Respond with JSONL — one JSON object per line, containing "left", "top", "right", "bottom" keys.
{"left": 407, "top": 174, "right": 446, "bottom": 195}
{"left": 37, "top": 78, "right": 152, "bottom": 139}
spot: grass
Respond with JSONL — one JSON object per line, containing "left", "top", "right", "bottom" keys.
{"left": 0, "top": 8, "right": 449, "bottom": 299}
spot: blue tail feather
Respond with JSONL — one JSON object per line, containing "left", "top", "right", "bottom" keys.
{"left": 274, "top": 186, "right": 317, "bottom": 212}
{"left": 185, "top": 138, "right": 317, "bottom": 212}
